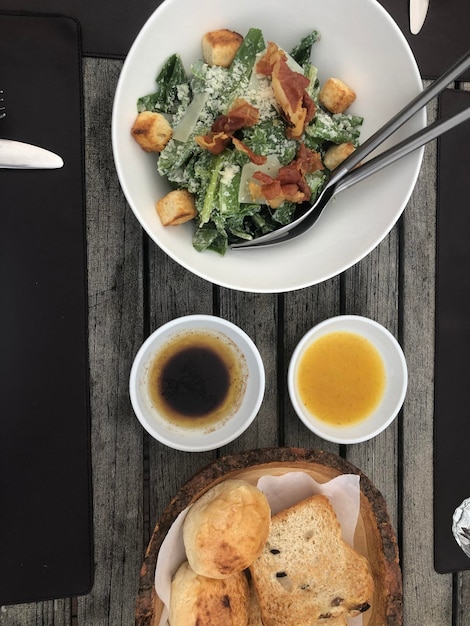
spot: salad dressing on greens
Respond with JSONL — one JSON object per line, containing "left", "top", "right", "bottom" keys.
{"left": 136, "top": 28, "right": 363, "bottom": 253}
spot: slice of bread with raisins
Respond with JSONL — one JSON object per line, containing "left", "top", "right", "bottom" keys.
{"left": 249, "top": 494, "right": 374, "bottom": 626}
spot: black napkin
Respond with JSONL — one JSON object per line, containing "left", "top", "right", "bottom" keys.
{"left": 434, "top": 88, "right": 470, "bottom": 574}
{"left": 0, "top": 0, "right": 161, "bottom": 58}
{"left": 379, "top": 0, "right": 470, "bottom": 80}
{"left": 0, "top": 13, "right": 93, "bottom": 603}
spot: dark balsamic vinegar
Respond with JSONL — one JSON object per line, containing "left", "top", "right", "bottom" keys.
{"left": 159, "top": 346, "right": 230, "bottom": 417}
{"left": 147, "top": 330, "right": 247, "bottom": 429}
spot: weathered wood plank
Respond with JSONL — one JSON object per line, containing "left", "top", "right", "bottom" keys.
{"left": 0, "top": 600, "right": 72, "bottom": 626}
{"left": 457, "top": 570, "right": 470, "bottom": 626}
{"left": 400, "top": 93, "right": 453, "bottom": 624}
{"left": 78, "top": 57, "right": 145, "bottom": 626}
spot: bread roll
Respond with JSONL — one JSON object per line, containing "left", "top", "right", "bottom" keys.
{"left": 169, "top": 561, "right": 249, "bottom": 626}
{"left": 183, "top": 479, "right": 271, "bottom": 579}
{"left": 247, "top": 580, "right": 264, "bottom": 626}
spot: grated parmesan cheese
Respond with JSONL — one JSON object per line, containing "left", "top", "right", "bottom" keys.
{"left": 220, "top": 164, "right": 240, "bottom": 185}
{"left": 246, "top": 75, "right": 278, "bottom": 121}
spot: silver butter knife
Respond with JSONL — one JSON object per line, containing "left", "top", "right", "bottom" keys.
{"left": 0, "top": 139, "right": 64, "bottom": 169}
{"left": 410, "top": 0, "right": 430, "bottom": 35}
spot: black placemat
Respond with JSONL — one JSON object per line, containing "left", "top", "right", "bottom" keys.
{"left": 380, "top": 0, "right": 470, "bottom": 81}
{"left": 0, "top": 0, "right": 161, "bottom": 58}
{"left": 434, "top": 88, "right": 470, "bottom": 574}
{"left": 0, "top": 13, "right": 93, "bottom": 603}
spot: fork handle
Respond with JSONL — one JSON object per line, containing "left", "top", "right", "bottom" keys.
{"left": 335, "top": 104, "right": 470, "bottom": 195}
{"left": 330, "top": 48, "right": 470, "bottom": 186}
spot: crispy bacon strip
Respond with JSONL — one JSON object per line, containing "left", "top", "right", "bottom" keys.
{"left": 252, "top": 171, "right": 304, "bottom": 208}
{"left": 296, "top": 142, "right": 324, "bottom": 174}
{"left": 195, "top": 99, "right": 264, "bottom": 161}
{"left": 256, "top": 42, "right": 316, "bottom": 139}
{"left": 195, "top": 131, "right": 230, "bottom": 155}
{"left": 256, "top": 41, "right": 286, "bottom": 76}
{"left": 232, "top": 138, "right": 267, "bottom": 165}
{"left": 250, "top": 143, "right": 323, "bottom": 208}
{"left": 212, "top": 98, "right": 259, "bottom": 133}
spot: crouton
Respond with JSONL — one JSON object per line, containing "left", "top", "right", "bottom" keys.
{"left": 319, "top": 78, "right": 356, "bottom": 114}
{"left": 156, "top": 189, "right": 197, "bottom": 226}
{"left": 131, "top": 111, "right": 173, "bottom": 152}
{"left": 323, "top": 142, "right": 356, "bottom": 170}
{"left": 202, "top": 29, "right": 243, "bottom": 67}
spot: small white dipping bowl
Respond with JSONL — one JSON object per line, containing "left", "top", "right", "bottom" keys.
{"left": 288, "top": 315, "right": 407, "bottom": 444}
{"left": 130, "top": 315, "right": 265, "bottom": 452}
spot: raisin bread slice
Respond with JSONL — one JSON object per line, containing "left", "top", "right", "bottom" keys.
{"left": 249, "top": 494, "right": 374, "bottom": 626}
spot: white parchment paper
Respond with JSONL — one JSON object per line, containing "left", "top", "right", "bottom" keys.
{"left": 155, "top": 472, "right": 363, "bottom": 626}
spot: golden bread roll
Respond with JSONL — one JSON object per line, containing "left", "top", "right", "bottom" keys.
{"left": 183, "top": 479, "right": 271, "bottom": 579}
{"left": 169, "top": 561, "right": 249, "bottom": 626}
{"left": 247, "top": 580, "right": 264, "bottom": 626}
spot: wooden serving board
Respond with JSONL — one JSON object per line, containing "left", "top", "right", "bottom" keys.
{"left": 135, "top": 448, "right": 402, "bottom": 626}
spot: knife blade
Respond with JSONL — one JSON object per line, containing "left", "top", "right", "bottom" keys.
{"left": 0, "top": 139, "right": 64, "bottom": 169}
{"left": 410, "top": 0, "right": 430, "bottom": 35}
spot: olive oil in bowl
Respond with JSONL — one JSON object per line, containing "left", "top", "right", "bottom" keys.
{"left": 296, "top": 331, "right": 386, "bottom": 427}
{"left": 288, "top": 315, "right": 407, "bottom": 444}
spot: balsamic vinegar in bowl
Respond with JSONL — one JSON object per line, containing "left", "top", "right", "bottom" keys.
{"left": 129, "top": 314, "right": 265, "bottom": 452}
{"left": 147, "top": 329, "right": 247, "bottom": 430}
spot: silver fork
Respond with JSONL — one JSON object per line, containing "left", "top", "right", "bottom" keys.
{"left": 0, "top": 90, "right": 5, "bottom": 119}
{"left": 231, "top": 48, "right": 470, "bottom": 250}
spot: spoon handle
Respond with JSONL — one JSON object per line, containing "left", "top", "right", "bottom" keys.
{"left": 335, "top": 104, "right": 470, "bottom": 194}
{"left": 330, "top": 48, "right": 470, "bottom": 186}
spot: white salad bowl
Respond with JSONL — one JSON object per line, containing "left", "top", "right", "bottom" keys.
{"left": 112, "top": 0, "right": 424, "bottom": 293}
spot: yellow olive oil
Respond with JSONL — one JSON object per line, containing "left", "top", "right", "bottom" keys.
{"left": 297, "top": 331, "right": 386, "bottom": 426}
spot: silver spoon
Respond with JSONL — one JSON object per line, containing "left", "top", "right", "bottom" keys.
{"left": 231, "top": 49, "right": 470, "bottom": 250}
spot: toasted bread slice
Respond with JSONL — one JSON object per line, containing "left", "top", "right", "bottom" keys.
{"left": 246, "top": 580, "right": 348, "bottom": 626}
{"left": 249, "top": 494, "right": 373, "bottom": 626}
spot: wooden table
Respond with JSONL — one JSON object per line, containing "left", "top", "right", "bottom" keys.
{"left": 0, "top": 58, "right": 469, "bottom": 626}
